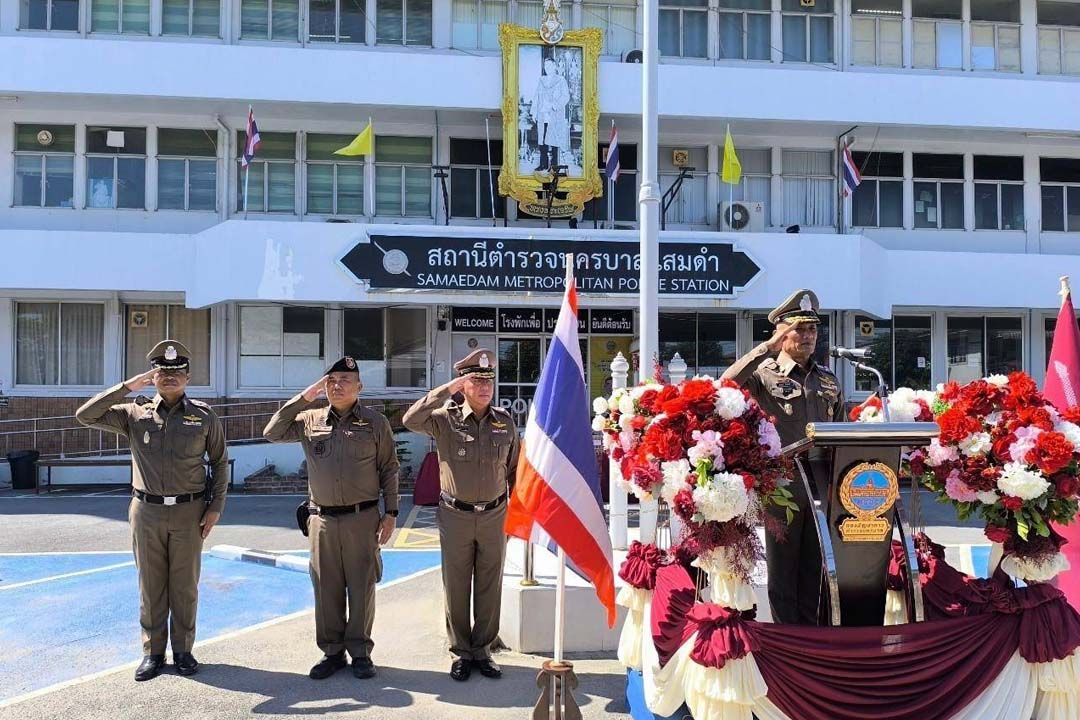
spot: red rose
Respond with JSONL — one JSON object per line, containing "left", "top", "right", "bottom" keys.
{"left": 985, "top": 525, "right": 1012, "bottom": 544}
{"left": 991, "top": 433, "right": 1015, "bottom": 462}
{"left": 630, "top": 416, "right": 647, "bottom": 431}
{"left": 680, "top": 379, "right": 717, "bottom": 415}
{"left": 672, "top": 488, "right": 696, "bottom": 521}
{"left": 1053, "top": 473, "right": 1080, "bottom": 498}
{"left": 1026, "top": 431, "right": 1073, "bottom": 475}
{"left": 741, "top": 473, "right": 756, "bottom": 491}
{"left": 722, "top": 419, "right": 748, "bottom": 443}
{"left": 637, "top": 389, "right": 660, "bottom": 415}
{"left": 1000, "top": 496, "right": 1024, "bottom": 511}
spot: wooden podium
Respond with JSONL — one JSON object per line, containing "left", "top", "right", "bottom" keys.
{"left": 783, "top": 422, "right": 939, "bottom": 627}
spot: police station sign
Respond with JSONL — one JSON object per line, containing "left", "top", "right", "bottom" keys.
{"left": 339, "top": 233, "right": 761, "bottom": 297}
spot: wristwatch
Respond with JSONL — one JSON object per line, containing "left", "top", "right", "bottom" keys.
{"left": 385, "top": 509, "right": 399, "bottom": 517}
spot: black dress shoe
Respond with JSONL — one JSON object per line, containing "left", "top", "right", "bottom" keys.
{"left": 449, "top": 658, "right": 472, "bottom": 682}
{"left": 473, "top": 658, "right": 502, "bottom": 678}
{"left": 134, "top": 655, "right": 165, "bottom": 682}
{"left": 173, "top": 652, "right": 199, "bottom": 676}
{"left": 351, "top": 656, "right": 376, "bottom": 679}
{"left": 309, "top": 653, "right": 346, "bottom": 680}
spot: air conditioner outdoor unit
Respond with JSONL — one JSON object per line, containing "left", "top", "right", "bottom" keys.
{"left": 622, "top": 49, "right": 643, "bottom": 63}
{"left": 719, "top": 201, "right": 765, "bottom": 232}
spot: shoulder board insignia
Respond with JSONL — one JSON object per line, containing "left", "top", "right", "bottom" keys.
{"left": 134, "top": 396, "right": 152, "bottom": 406}
{"left": 188, "top": 399, "right": 210, "bottom": 409}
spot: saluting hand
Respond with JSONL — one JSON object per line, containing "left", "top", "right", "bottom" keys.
{"left": 447, "top": 376, "right": 468, "bottom": 395}
{"left": 765, "top": 323, "right": 791, "bottom": 353}
{"left": 200, "top": 510, "right": 220, "bottom": 539}
{"left": 124, "top": 369, "right": 158, "bottom": 392}
{"left": 377, "top": 514, "right": 395, "bottom": 546}
{"left": 302, "top": 377, "right": 328, "bottom": 402}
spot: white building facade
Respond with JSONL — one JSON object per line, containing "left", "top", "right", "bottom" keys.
{"left": 4, "top": 0, "right": 1080, "bottom": 465}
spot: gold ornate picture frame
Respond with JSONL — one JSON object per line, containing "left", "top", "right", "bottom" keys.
{"left": 499, "top": 23, "right": 603, "bottom": 218}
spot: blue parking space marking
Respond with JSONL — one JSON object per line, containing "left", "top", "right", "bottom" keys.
{"left": 970, "top": 545, "right": 992, "bottom": 578}
{"left": 0, "top": 550, "right": 439, "bottom": 702}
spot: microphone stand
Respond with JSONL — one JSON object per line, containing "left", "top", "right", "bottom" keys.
{"left": 847, "top": 358, "right": 891, "bottom": 422}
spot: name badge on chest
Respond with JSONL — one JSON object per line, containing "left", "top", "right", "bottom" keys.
{"left": 778, "top": 379, "right": 798, "bottom": 397}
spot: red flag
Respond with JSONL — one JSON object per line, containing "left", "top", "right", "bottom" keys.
{"left": 1044, "top": 280, "right": 1080, "bottom": 609}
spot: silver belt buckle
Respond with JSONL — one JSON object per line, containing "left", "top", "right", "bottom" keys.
{"left": 163, "top": 496, "right": 177, "bottom": 506}
{"left": 473, "top": 501, "right": 485, "bottom": 513}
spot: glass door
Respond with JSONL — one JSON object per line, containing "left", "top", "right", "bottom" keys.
{"left": 497, "top": 337, "right": 542, "bottom": 426}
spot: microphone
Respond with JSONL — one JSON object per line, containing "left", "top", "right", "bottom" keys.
{"left": 830, "top": 346, "right": 873, "bottom": 360}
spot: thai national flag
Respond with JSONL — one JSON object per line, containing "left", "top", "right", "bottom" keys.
{"left": 241, "top": 106, "right": 261, "bottom": 168}
{"left": 605, "top": 124, "right": 620, "bottom": 183}
{"left": 842, "top": 145, "right": 862, "bottom": 197}
{"left": 505, "top": 255, "right": 616, "bottom": 626}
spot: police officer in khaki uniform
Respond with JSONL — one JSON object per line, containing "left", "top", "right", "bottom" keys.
{"left": 722, "top": 289, "right": 844, "bottom": 626}
{"left": 402, "top": 349, "right": 520, "bottom": 682}
{"left": 262, "top": 356, "right": 399, "bottom": 681}
{"left": 75, "top": 340, "right": 229, "bottom": 681}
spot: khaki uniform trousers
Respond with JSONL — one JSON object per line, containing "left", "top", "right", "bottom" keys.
{"left": 129, "top": 497, "right": 206, "bottom": 656}
{"left": 308, "top": 507, "right": 382, "bottom": 658}
{"left": 437, "top": 502, "right": 507, "bottom": 661}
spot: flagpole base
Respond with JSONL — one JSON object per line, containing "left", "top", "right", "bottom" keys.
{"left": 532, "top": 660, "right": 582, "bottom": 720}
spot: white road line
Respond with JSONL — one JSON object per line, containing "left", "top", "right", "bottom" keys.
{"left": 0, "top": 564, "right": 441, "bottom": 709}
{"left": 0, "top": 550, "right": 131, "bottom": 556}
{"left": 0, "top": 561, "right": 135, "bottom": 591}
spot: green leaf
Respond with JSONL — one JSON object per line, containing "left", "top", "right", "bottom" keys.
{"left": 1016, "top": 515, "right": 1030, "bottom": 542}
{"left": 785, "top": 507, "right": 795, "bottom": 525}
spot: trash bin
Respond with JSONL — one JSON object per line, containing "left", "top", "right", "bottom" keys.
{"left": 6, "top": 450, "right": 40, "bottom": 490}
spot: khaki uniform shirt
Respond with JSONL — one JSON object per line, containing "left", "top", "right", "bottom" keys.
{"left": 263, "top": 394, "right": 400, "bottom": 512}
{"left": 75, "top": 383, "right": 230, "bottom": 513}
{"left": 402, "top": 383, "right": 520, "bottom": 504}
{"left": 722, "top": 345, "right": 845, "bottom": 448}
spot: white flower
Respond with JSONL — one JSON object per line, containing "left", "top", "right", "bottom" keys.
{"left": 985, "top": 412, "right": 1004, "bottom": 428}
{"left": 857, "top": 406, "right": 883, "bottom": 423}
{"left": 714, "top": 387, "right": 748, "bottom": 420}
{"left": 986, "top": 374, "right": 1009, "bottom": 387}
{"left": 1055, "top": 420, "right": 1080, "bottom": 452}
{"left": 619, "top": 414, "right": 634, "bottom": 431}
{"left": 976, "top": 490, "right": 1000, "bottom": 505}
{"left": 757, "top": 419, "right": 783, "bottom": 457}
{"left": 618, "top": 430, "right": 635, "bottom": 452}
{"left": 618, "top": 395, "right": 636, "bottom": 416}
{"left": 915, "top": 389, "right": 939, "bottom": 406}
{"left": 692, "top": 472, "right": 750, "bottom": 523}
{"left": 1001, "top": 552, "right": 1071, "bottom": 583}
{"left": 629, "top": 385, "right": 649, "bottom": 400}
{"left": 996, "top": 462, "right": 1051, "bottom": 500}
{"left": 592, "top": 397, "right": 609, "bottom": 415}
{"left": 925, "top": 438, "right": 959, "bottom": 467}
{"left": 959, "top": 432, "right": 992, "bottom": 457}
{"left": 660, "top": 459, "right": 691, "bottom": 505}
{"left": 591, "top": 415, "right": 606, "bottom": 432}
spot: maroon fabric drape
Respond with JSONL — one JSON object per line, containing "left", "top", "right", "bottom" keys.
{"left": 412, "top": 451, "right": 441, "bottom": 506}
{"left": 648, "top": 561, "right": 1080, "bottom": 720}
{"left": 619, "top": 541, "right": 667, "bottom": 590}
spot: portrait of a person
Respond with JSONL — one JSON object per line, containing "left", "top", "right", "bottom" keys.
{"left": 531, "top": 58, "right": 571, "bottom": 172}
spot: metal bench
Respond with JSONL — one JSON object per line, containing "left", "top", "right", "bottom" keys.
{"left": 36, "top": 457, "right": 236, "bottom": 495}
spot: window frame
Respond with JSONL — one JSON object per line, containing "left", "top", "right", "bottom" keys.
{"left": 780, "top": 148, "right": 835, "bottom": 228}
{"left": 123, "top": 304, "right": 214, "bottom": 387}
{"left": 973, "top": 180, "right": 1024, "bottom": 230}
{"left": 237, "top": 304, "right": 327, "bottom": 390}
{"left": 581, "top": 0, "right": 640, "bottom": 56}
{"left": 913, "top": 18, "right": 963, "bottom": 69}
{"left": 1038, "top": 25, "right": 1080, "bottom": 75}
{"left": 374, "top": 136, "right": 433, "bottom": 219}
{"left": 307, "top": 0, "right": 366, "bottom": 43}
{"left": 718, "top": 3, "right": 772, "bottom": 61}
{"left": 235, "top": 131, "right": 297, "bottom": 214}
{"left": 157, "top": 129, "right": 218, "bottom": 213}
{"left": 376, "top": 0, "right": 433, "bottom": 47}
{"left": 161, "top": 0, "right": 222, "bottom": 37}
{"left": 13, "top": 125, "right": 76, "bottom": 209}
{"left": 240, "top": 0, "right": 301, "bottom": 41}
{"left": 20, "top": 0, "right": 81, "bottom": 31}
{"left": 945, "top": 313, "right": 1026, "bottom": 382}
{"left": 305, "top": 159, "right": 365, "bottom": 217}
{"left": 450, "top": 0, "right": 506, "bottom": 50}
{"left": 85, "top": 127, "right": 148, "bottom": 211}
{"left": 781, "top": 4, "right": 836, "bottom": 64}
{"left": 850, "top": 13, "right": 902, "bottom": 67}
{"left": 1039, "top": 175, "right": 1080, "bottom": 232}
{"left": 659, "top": 1, "right": 708, "bottom": 58}
{"left": 342, "top": 305, "right": 431, "bottom": 390}
{"left": 90, "top": 0, "right": 151, "bottom": 35}
{"left": 449, "top": 163, "right": 505, "bottom": 220}
{"left": 851, "top": 173, "right": 903, "bottom": 229}
{"left": 970, "top": 20, "right": 1021, "bottom": 72}
{"left": 13, "top": 300, "right": 107, "bottom": 390}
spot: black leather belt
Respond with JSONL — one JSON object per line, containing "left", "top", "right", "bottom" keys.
{"left": 440, "top": 492, "right": 507, "bottom": 513}
{"left": 133, "top": 489, "right": 206, "bottom": 506}
{"left": 310, "top": 499, "right": 380, "bottom": 516}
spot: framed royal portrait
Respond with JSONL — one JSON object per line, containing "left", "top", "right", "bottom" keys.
{"left": 499, "top": 24, "right": 602, "bottom": 219}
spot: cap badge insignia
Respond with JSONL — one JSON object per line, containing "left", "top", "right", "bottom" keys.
{"left": 345, "top": 357, "right": 356, "bottom": 370}
{"left": 165, "top": 346, "right": 178, "bottom": 361}
{"left": 143, "top": 431, "right": 150, "bottom": 444}
{"left": 479, "top": 354, "right": 490, "bottom": 368}
{"left": 799, "top": 294, "right": 813, "bottom": 312}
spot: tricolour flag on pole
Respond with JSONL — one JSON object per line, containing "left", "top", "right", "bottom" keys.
{"left": 1043, "top": 276, "right": 1080, "bottom": 609}
{"left": 241, "top": 106, "right": 261, "bottom": 168}
{"left": 605, "top": 123, "right": 620, "bottom": 182}
{"left": 842, "top": 144, "right": 862, "bottom": 197}
{"left": 721, "top": 125, "right": 741, "bottom": 185}
{"left": 335, "top": 120, "right": 374, "bottom": 157}
{"left": 505, "top": 255, "right": 616, "bottom": 627}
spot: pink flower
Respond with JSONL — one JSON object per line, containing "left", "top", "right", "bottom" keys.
{"left": 926, "top": 439, "right": 960, "bottom": 467}
{"left": 1008, "top": 426, "right": 1043, "bottom": 464}
{"left": 944, "top": 470, "right": 979, "bottom": 502}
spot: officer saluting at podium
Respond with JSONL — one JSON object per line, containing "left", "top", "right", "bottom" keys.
{"left": 76, "top": 340, "right": 229, "bottom": 681}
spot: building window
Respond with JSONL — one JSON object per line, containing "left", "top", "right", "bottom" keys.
{"left": 14, "top": 124, "right": 75, "bottom": 208}
{"left": 239, "top": 306, "right": 325, "bottom": 388}
{"left": 718, "top": 0, "right": 771, "bottom": 61}
{"left": 86, "top": 126, "right": 147, "bottom": 210}
{"left": 240, "top": 0, "right": 299, "bottom": 40}
{"left": 753, "top": 312, "right": 832, "bottom": 368}
{"left": 1038, "top": 1, "right": 1080, "bottom": 74}
{"left": 582, "top": 0, "right": 639, "bottom": 56}
{"left": 913, "top": 152, "right": 963, "bottom": 229}
{"left": 343, "top": 307, "right": 428, "bottom": 388}
{"left": 308, "top": 0, "right": 365, "bottom": 43}
{"left": 306, "top": 134, "right": 364, "bottom": 216}
{"left": 659, "top": 313, "right": 737, "bottom": 377}
{"left": 90, "top": 0, "right": 150, "bottom": 34}
{"left": 449, "top": 138, "right": 505, "bottom": 220}
{"left": 236, "top": 131, "right": 296, "bottom": 213}
{"left": 162, "top": 0, "right": 220, "bottom": 36}
{"left": 972, "top": 0, "right": 1021, "bottom": 71}
{"left": 853, "top": 315, "right": 933, "bottom": 390}
{"left": 377, "top": 0, "right": 432, "bottom": 45}
{"left": 851, "top": 0, "right": 902, "bottom": 67}
{"left": 158, "top": 129, "right": 217, "bottom": 212}
{"left": 20, "top": 0, "right": 80, "bottom": 30}
{"left": 781, "top": 149, "right": 834, "bottom": 228}
{"left": 852, "top": 315, "right": 893, "bottom": 392}
{"left": 659, "top": 0, "right": 708, "bottom": 58}
{"left": 451, "top": 0, "right": 505, "bottom": 49}
{"left": 125, "top": 305, "right": 211, "bottom": 386}
{"left": 1046, "top": 314, "right": 1080, "bottom": 359}
{"left": 913, "top": 0, "right": 963, "bottom": 69}
{"left": 1040, "top": 157, "right": 1080, "bottom": 232}
{"left": 974, "top": 155, "right": 1024, "bottom": 230}
{"left": 375, "top": 136, "right": 432, "bottom": 217}
{"left": 660, "top": 147, "right": 707, "bottom": 225}
{"left": 851, "top": 151, "right": 903, "bottom": 228}
{"left": 723, "top": 147, "right": 771, "bottom": 221}
{"left": 583, "top": 143, "right": 639, "bottom": 224}
{"left": 16, "top": 302, "right": 104, "bottom": 386}
{"left": 947, "top": 315, "right": 1022, "bottom": 383}
{"left": 782, "top": 0, "right": 834, "bottom": 64}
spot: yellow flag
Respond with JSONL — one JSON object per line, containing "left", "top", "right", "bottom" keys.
{"left": 334, "top": 122, "right": 373, "bottom": 157}
{"left": 722, "top": 126, "right": 741, "bottom": 185}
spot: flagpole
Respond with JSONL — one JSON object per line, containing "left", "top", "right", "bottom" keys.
{"left": 243, "top": 164, "right": 250, "bottom": 219}
{"left": 485, "top": 116, "right": 497, "bottom": 226}
{"left": 554, "top": 546, "right": 567, "bottom": 663}
{"left": 608, "top": 119, "right": 615, "bottom": 229}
